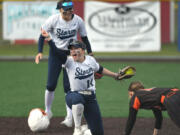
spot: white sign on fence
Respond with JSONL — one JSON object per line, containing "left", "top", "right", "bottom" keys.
{"left": 85, "top": 1, "right": 161, "bottom": 52}
{"left": 3, "top": 1, "right": 58, "bottom": 40}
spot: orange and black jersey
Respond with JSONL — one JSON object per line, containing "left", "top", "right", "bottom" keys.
{"left": 125, "top": 88, "right": 180, "bottom": 135}
{"left": 130, "top": 88, "right": 174, "bottom": 110}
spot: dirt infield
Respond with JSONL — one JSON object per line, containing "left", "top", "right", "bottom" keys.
{"left": 0, "top": 117, "right": 180, "bottom": 135}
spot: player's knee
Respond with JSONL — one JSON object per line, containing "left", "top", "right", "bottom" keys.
{"left": 46, "top": 85, "right": 56, "bottom": 91}
{"left": 65, "top": 94, "right": 72, "bottom": 109}
{"left": 66, "top": 92, "right": 85, "bottom": 107}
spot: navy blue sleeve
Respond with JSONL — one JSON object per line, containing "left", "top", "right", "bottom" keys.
{"left": 96, "top": 65, "right": 104, "bottom": 74}
{"left": 38, "top": 34, "right": 45, "bottom": 53}
{"left": 81, "top": 36, "right": 92, "bottom": 54}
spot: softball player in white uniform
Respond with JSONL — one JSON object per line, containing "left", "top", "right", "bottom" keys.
{"left": 35, "top": 0, "right": 93, "bottom": 127}
{"left": 47, "top": 40, "right": 120, "bottom": 135}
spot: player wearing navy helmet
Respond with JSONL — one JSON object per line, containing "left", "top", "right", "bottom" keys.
{"left": 35, "top": 0, "right": 93, "bottom": 127}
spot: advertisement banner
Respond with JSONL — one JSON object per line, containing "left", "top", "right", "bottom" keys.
{"left": 3, "top": 1, "right": 58, "bottom": 40}
{"left": 85, "top": 1, "right": 161, "bottom": 52}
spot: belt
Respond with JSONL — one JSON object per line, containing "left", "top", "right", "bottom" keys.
{"left": 78, "top": 90, "right": 94, "bottom": 95}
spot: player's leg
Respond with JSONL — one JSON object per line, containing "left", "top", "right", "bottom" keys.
{"left": 164, "top": 91, "right": 180, "bottom": 128}
{"left": 61, "top": 68, "right": 73, "bottom": 127}
{"left": 66, "top": 92, "right": 85, "bottom": 135}
{"left": 45, "top": 47, "right": 62, "bottom": 119}
{"left": 61, "top": 104, "right": 73, "bottom": 126}
{"left": 83, "top": 94, "right": 104, "bottom": 135}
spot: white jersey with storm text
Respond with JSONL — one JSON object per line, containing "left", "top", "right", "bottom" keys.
{"left": 64, "top": 56, "right": 99, "bottom": 92}
{"left": 42, "top": 14, "right": 87, "bottom": 50}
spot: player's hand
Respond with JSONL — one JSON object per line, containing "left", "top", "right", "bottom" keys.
{"left": 41, "top": 29, "right": 49, "bottom": 37}
{"left": 153, "top": 128, "right": 158, "bottom": 135}
{"left": 115, "top": 66, "right": 136, "bottom": 80}
{"left": 35, "top": 53, "right": 43, "bottom": 64}
{"left": 41, "top": 29, "right": 51, "bottom": 41}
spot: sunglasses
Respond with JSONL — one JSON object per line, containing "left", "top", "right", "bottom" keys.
{"left": 62, "top": 2, "right": 73, "bottom": 7}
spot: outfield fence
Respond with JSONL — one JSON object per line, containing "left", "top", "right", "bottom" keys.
{"left": 0, "top": 0, "right": 179, "bottom": 52}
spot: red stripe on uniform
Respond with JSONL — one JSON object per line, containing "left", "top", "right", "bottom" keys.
{"left": 171, "top": 88, "right": 179, "bottom": 92}
{"left": 133, "top": 97, "right": 140, "bottom": 110}
{"left": 161, "top": 95, "right": 165, "bottom": 104}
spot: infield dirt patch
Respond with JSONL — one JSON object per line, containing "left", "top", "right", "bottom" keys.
{"left": 0, "top": 117, "right": 179, "bottom": 135}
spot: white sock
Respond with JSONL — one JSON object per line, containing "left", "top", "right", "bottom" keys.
{"left": 66, "top": 104, "right": 72, "bottom": 120}
{"left": 72, "top": 104, "right": 84, "bottom": 128}
{"left": 45, "top": 90, "right": 54, "bottom": 113}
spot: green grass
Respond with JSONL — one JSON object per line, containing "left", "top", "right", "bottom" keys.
{"left": 0, "top": 43, "right": 180, "bottom": 56}
{"left": 0, "top": 61, "right": 179, "bottom": 118}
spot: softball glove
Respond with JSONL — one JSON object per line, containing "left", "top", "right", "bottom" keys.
{"left": 116, "top": 66, "right": 136, "bottom": 80}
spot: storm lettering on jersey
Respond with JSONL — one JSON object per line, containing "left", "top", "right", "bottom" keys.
{"left": 56, "top": 29, "right": 76, "bottom": 39}
{"left": 75, "top": 67, "right": 93, "bottom": 80}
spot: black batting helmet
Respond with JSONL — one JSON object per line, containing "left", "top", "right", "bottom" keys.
{"left": 56, "top": 0, "right": 73, "bottom": 11}
{"left": 68, "top": 40, "right": 86, "bottom": 50}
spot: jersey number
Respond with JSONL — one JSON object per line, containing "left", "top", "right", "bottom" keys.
{"left": 87, "top": 79, "right": 93, "bottom": 88}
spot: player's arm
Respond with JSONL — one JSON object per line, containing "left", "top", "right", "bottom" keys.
{"left": 35, "top": 15, "right": 54, "bottom": 64}
{"left": 81, "top": 36, "right": 93, "bottom": 56}
{"left": 152, "top": 109, "right": 163, "bottom": 135}
{"left": 35, "top": 34, "right": 45, "bottom": 64}
{"left": 102, "top": 67, "right": 136, "bottom": 80}
{"left": 78, "top": 16, "right": 93, "bottom": 56}
{"left": 124, "top": 107, "right": 138, "bottom": 135}
{"left": 93, "top": 63, "right": 118, "bottom": 79}
{"left": 102, "top": 68, "right": 119, "bottom": 79}
{"left": 124, "top": 95, "right": 140, "bottom": 135}
{"left": 35, "top": 29, "right": 50, "bottom": 64}
{"left": 94, "top": 64, "right": 125, "bottom": 80}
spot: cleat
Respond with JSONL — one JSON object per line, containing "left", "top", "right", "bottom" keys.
{"left": 81, "top": 124, "right": 88, "bottom": 133}
{"left": 84, "top": 129, "right": 92, "bottom": 135}
{"left": 73, "top": 127, "right": 83, "bottom": 135}
{"left": 61, "top": 117, "right": 73, "bottom": 127}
